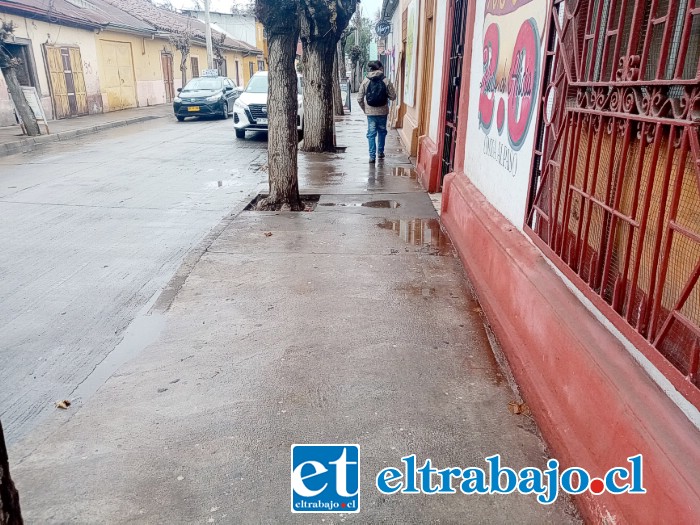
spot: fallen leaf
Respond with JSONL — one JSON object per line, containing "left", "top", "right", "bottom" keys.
{"left": 508, "top": 401, "right": 530, "bottom": 415}
{"left": 263, "top": 232, "right": 273, "bottom": 237}
{"left": 56, "top": 400, "right": 71, "bottom": 409}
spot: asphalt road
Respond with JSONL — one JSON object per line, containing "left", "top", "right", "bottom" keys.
{"left": 0, "top": 115, "right": 267, "bottom": 444}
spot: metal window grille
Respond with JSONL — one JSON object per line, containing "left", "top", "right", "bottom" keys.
{"left": 527, "top": 0, "right": 700, "bottom": 406}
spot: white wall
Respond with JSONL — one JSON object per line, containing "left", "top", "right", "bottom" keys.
{"left": 463, "top": 0, "right": 547, "bottom": 228}
{"left": 427, "top": 0, "right": 447, "bottom": 142}
{"left": 0, "top": 15, "right": 102, "bottom": 124}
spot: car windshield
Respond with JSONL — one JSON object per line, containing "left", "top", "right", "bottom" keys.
{"left": 245, "top": 75, "right": 303, "bottom": 94}
{"left": 183, "top": 78, "right": 222, "bottom": 91}
{"left": 245, "top": 75, "right": 268, "bottom": 93}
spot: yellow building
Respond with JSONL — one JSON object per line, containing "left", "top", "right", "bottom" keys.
{"left": 0, "top": 0, "right": 263, "bottom": 126}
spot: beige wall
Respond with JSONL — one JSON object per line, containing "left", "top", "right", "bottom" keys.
{"left": 0, "top": 14, "right": 101, "bottom": 124}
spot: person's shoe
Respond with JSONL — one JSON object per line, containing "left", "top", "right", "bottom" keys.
{"left": 378, "top": 152, "right": 385, "bottom": 159}
{"left": 369, "top": 157, "right": 376, "bottom": 163}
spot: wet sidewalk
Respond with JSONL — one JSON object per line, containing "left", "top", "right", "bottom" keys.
{"left": 10, "top": 112, "right": 578, "bottom": 523}
{"left": 0, "top": 104, "right": 172, "bottom": 157}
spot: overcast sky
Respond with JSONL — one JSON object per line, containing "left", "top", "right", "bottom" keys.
{"left": 168, "top": 0, "right": 383, "bottom": 20}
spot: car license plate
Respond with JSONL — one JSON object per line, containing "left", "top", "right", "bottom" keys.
{"left": 257, "top": 118, "right": 268, "bottom": 125}
{"left": 188, "top": 106, "right": 200, "bottom": 112}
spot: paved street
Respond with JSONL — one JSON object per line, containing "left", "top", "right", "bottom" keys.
{"left": 0, "top": 114, "right": 268, "bottom": 444}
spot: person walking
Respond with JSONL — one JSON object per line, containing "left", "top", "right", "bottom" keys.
{"left": 357, "top": 61, "right": 397, "bottom": 163}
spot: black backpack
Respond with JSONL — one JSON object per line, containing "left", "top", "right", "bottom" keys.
{"left": 365, "top": 75, "right": 388, "bottom": 107}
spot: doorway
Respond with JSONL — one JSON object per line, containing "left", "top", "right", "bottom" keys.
{"left": 439, "top": 0, "right": 468, "bottom": 184}
{"left": 45, "top": 46, "right": 88, "bottom": 119}
{"left": 162, "top": 53, "right": 175, "bottom": 103}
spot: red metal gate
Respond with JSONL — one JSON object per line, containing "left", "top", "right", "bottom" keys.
{"left": 526, "top": 0, "right": 700, "bottom": 405}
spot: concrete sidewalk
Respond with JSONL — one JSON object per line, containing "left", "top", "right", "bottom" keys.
{"left": 10, "top": 112, "right": 578, "bottom": 523}
{"left": 0, "top": 104, "right": 172, "bottom": 157}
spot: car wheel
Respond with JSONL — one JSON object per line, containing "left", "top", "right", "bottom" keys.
{"left": 176, "top": 116, "right": 185, "bottom": 122}
{"left": 235, "top": 128, "right": 246, "bottom": 139}
{"left": 221, "top": 102, "right": 229, "bottom": 119}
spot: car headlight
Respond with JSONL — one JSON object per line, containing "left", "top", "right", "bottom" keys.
{"left": 234, "top": 99, "right": 248, "bottom": 110}
{"left": 206, "top": 93, "right": 222, "bottom": 102}
{"left": 174, "top": 96, "right": 182, "bottom": 103}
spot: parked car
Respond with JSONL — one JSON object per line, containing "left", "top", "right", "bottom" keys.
{"left": 174, "top": 76, "right": 240, "bottom": 121}
{"left": 233, "top": 71, "right": 304, "bottom": 139}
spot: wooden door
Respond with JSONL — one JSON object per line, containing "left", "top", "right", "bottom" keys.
{"left": 68, "top": 47, "right": 88, "bottom": 115}
{"left": 45, "top": 46, "right": 88, "bottom": 118}
{"left": 418, "top": 0, "right": 436, "bottom": 136}
{"left": 46, "top": 46, "right": 69, "bottom": 119}
{"left": 190, "top": 56, "right": 199, "bottom": 78}
{"left": 100, "top": 40, "right": 137, "bottom": 111}
{"left": 162, "top": 53, "right": 175, "bottom": 103}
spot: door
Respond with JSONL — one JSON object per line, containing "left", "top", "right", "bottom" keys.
{"left": 162, "top": 53, "right": 175, "bottom": 103}
{"left": 190, "top": 56, "right": 199, "bottom": 78}
{"left": 100, "top": 40, "right": 137, "bottom": 111}
{"left": 418, "top": 0, "right": 436, "bottom": 136}
{"left": 439, "top": 0, "right": 468, "bottom": 183}
{"left": 45, "top": 46, "right": 88, "bottom": 119}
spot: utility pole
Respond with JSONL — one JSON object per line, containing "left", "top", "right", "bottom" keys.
{"left": 204, "top": 0, "right": 214, "bottom": 70}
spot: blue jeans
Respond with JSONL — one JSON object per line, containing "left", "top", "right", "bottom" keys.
{"left": 367, "top": 115, "right": 388, "bottom": 159}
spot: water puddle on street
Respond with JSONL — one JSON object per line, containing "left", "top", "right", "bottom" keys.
{"left": 377, "top": 218, "right": 453, "bottom": 256}
{"left": 206, "top": 180, "right": 237, "bottom": 188}
{"left": 70, "top": 297, "right": 165, "bottom": 405}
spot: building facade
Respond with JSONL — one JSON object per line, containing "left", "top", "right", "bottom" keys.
{"left": 402, "top": 0, "right": 700, "bottom": 521}
{"left": 0, "top": 0, "right": 262, "bottom": 127}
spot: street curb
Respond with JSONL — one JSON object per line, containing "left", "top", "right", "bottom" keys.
{"left": 151, "top": 188, "right": 262, "bottom": 314}
{"left": 0, "top": 115, "right": 163, "bottom": 158}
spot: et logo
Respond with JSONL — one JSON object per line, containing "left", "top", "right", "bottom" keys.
{"left": 290, "top": 444, "right": 360, "bottom": 513}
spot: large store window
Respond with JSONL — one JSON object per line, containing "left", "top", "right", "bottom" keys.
{"left": 527, "top": 0, "right": 700, "bottom": 405}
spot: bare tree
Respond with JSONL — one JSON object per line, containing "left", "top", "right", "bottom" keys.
{"left": 332, "top": 47, "right": 343, "bottom": 116}
{"left": 0, "top": 21, "right": 40, "bottom": 137}
{"left": 0, "top": 421, "right": 23, "bottom": 525}
{"left": 255, "top": 0, "right": 302, "bottom": 211}
{"left": 169, "top": 21, "right": 195, "bottom": 86}
{"left": 298, "top": 0, "right": 357, "bottom": 152}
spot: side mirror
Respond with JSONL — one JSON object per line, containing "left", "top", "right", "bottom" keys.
{"left": 224, "top": 86, "right": 233, "bottom": 92}
{"left": 176, "top": 87, "right": 182, "bottom": 93}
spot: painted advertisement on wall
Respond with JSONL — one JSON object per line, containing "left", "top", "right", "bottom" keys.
{"left": 464, "top": 0, "right": 547, "bottom": 228}
{"left": 403, "top": 0, "right": 419, "bottom": 107}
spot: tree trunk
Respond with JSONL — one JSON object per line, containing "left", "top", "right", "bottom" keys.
{"left": 0, "top": 421, "right": 23, "bottom": 525}
{"left": 1, "top": 66, "right": 40, "bottom": 137}
{"left": 256, "top": 30, "right": 302, "bottom": 211}
{"left": 180, "top": 59, "right": 187, "bottom": 86}
{"left": 300, "top": 39, "right": 336, "bottom": 153}
{"left": 332, "top": 51, "right": 343, "bottom": 116}
{"left": 337, "top": 41, "right": 346, "bottom": 81}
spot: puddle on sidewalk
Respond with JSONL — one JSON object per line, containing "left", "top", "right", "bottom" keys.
{"left": 392, "top": 167, "right": 418, "bottom": 178}
{"left": 363, "top": 200, "right": 400, "bottom": 209}
{"left": 319, "top": 200, "right": 401, "bottom": 209}
{"left": 378, "top": 218, "right": 453, "bottom": 256}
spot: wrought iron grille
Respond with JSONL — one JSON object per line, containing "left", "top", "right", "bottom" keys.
{"left": 527, "top": 0, "right": 700, "bottom": 404}
{"left": 441, "top": 0, "right": 469, "bottom": 180}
